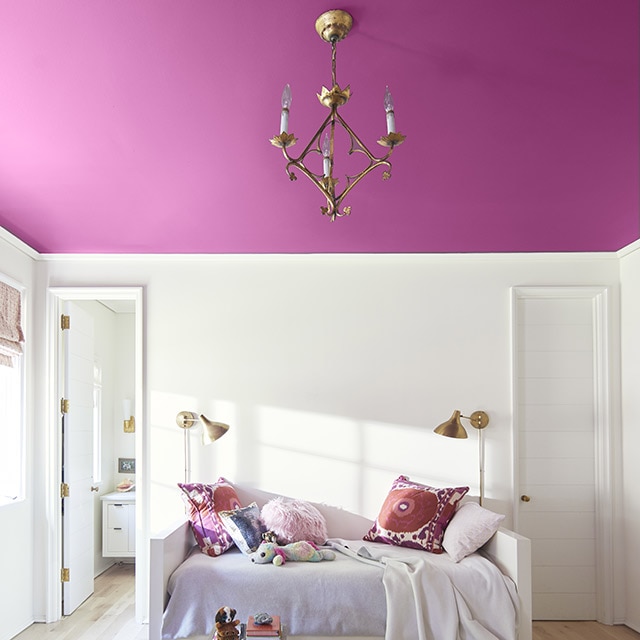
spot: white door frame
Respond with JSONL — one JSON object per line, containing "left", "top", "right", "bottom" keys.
{"left": 45, "top": 287, "right": 147, "bottom": 623}
{"left": 511, "top": 285, "right": 615, "bottom": 624}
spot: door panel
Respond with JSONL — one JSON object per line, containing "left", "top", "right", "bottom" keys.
{"left": 533, "top": 539, "right": 596, "bottom": 567}
{"left": 516, "top": 293, "right": 597, "bottom": 620}
{"left": 517, "top": 483, "right": 594, "bottom": 512}
{"left": 519, "top": 511, "right": 595, "bottom": 540}
{"left": 62, "top": 302, "right": 95, "bottom": 615}
{"left": 520, "top": 457, "right": 595, "bottom": 485}
{"left": 520, "top": 403, "right": 594, "bottom": 431}
{"left": 534, "top": 594, "right": 596, "bottom": 621}
{"left": 533, "top": 566, "right": 596, "bottom": 595}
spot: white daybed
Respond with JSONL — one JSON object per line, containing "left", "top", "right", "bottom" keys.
{"left": 150, "top": 484, "right": 532, "bottom": 640}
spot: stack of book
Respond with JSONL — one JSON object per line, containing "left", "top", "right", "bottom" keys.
{"left": 246, "top": 615, "right": 281, "bottom": 639}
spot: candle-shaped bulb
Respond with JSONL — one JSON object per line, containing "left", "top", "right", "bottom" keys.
{"left": 281, "top": 84, "right": 292, "bottom": 109}
{"left": 280, "top": 84, "right": 292, "bottom": 133}
{"left": 384, "top": 86, "right": 394, "bottom": 112}
{"left": 322, "top": 133, "right": 331, "bottom": 178}
{"left": 384, "top": 86, "right": 396, "bottom": 134}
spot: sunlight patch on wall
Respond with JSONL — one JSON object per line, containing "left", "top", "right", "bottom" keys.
{"left": 362, "top": 420, "right": 477, "bottom": 489}
{"left": 252, "top": 405, "right": 478, "bottom": 518}
{"left": 256, "top": 406, "right": 362, "bottom": 461}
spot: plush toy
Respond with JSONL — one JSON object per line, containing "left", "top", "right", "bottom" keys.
{"left": 262, "top": 530, "right": 278, "bottom": 544}
{"left": 214, "top": 606, "right": 241, "bottom": 640}
{"left": 249, "top": 540, "right": 336, "bottom": 566}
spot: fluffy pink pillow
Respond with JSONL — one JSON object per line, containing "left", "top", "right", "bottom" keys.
{"left": 261, "top": 497, "right": 328, "bottom": 545}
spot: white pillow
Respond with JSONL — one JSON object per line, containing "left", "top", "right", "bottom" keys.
{"left": 442, "top": 502, "right": 505, "bottom": 562}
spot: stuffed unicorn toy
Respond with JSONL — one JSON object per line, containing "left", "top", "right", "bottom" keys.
{"left": 249, "top": 540, "right": 335, "bottom": 566}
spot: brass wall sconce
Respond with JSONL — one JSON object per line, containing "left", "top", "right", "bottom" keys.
{"left": 434, "top": 410, "right": 490, "bottom": 505}
{"left": 270, "top": 9, "right": 406, "bottom": 221}
{"left": 176, "top": 411, "right": 230, "bottom": 483}
{"left": 123, "top": 398, "right": 135, "bottom": 433}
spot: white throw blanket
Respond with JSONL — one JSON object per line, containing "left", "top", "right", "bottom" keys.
{"left": 329, "top": 540, "right": 519, "bottom": 640}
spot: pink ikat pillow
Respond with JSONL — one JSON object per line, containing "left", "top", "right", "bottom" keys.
{"left": 178, "top": 477, "right": 242, "bottom": 557}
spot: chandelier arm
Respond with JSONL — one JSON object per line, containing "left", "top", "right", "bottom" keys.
{"left": 281, "top": 149, "right": 324, "bottom": 181}
{"left": 281, "top": 112, "right": 334, "bottom": 167}
{"left": 337, "top": 157, "right": 393, "bottom": 204}
{"left": 334, "top": 111, "right": 394, "bottom": 165}
{"left": 282, "top": 156, "right": 336, "bottom": 206}
{"left": 329, "top": 111, "right": 396, "bottom": 203}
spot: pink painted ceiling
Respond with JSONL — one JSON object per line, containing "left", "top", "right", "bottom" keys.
{"left": 0, "top": 1, "right": 638, "bottom": 254}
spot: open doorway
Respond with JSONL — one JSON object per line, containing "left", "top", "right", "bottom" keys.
{"left": 46, "top": 287, "right": 146, "bottom": 623}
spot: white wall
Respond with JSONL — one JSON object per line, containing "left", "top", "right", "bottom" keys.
{"left": 0, "top": 231, "right": 37, "bottom": 640}
{"left": 619, "top": 243, "right": 640, "bottom": 632}
{"left": 41, "top": 254, "right": 620, "bottom": 532}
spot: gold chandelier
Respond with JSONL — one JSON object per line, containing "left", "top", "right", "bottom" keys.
{"left": 270, "top": 9, "right": 406, "bottom": 221}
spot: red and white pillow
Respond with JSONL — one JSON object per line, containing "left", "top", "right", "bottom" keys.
{"left": 363, "top": 475, "right": 468, "bottom": 554}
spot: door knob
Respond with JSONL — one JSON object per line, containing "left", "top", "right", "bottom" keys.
{"left": 91, "top": 486, "right": 99, "bottom": 492}
{"left": 520, "top": 495, "right": 531, "bottom": 502}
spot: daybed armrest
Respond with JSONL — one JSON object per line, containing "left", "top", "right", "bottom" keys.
{"left": 149, "top": 520, "right": 194, "bottom": 640}
{"left": 481, "top": 527, "right": 532, "bottom": 640}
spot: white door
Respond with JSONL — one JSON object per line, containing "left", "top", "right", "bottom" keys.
{"left": 514, "top": 288, "right": 604, "bottom": 620}
{"left": 61, "top": 302, "right": 95, "bottom": 615}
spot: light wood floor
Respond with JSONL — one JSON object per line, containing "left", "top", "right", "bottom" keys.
{"left": 534, "top": 621, "right": 640, "bottom": 640}
{"left": 12, "top": 562, "right": 640, "bottom": 640}
{"left": 12, "top": 563, "right": 147, "bottom": 640}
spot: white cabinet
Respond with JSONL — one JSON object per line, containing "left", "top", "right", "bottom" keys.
{"left": 101, "top": 492, "right": 135, "bottom": 557}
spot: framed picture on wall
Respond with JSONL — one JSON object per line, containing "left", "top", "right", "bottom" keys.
{"left": 118, "top": 457, "right": 135, "bottom": 474}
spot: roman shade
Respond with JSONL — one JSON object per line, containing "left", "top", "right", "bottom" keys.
{"left": 0, "top": 281, "right": 24, "bottom": 367}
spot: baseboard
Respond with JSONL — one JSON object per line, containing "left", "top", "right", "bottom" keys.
{"left": 626, "top": 620, "right": 640, "bottom": 633}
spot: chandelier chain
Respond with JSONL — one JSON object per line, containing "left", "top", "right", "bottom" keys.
{"left": 331, "top": 39, "right": 337, "bottom": 87}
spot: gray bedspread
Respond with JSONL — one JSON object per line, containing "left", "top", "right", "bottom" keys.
{"left": 162, "top": 542, "right": 387, "bottom": 639}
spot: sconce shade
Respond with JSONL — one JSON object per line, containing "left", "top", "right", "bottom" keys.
{"left": 434, "top": 410, "right": 468, "bottom": 439}
{"left": 201, "top": 416, "right": 230, "bottom": 445}
{"left": 176, "top": 411, "right": 230, "bottom": 445}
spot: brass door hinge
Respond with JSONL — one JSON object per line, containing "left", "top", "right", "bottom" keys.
{"left": 61, "top": 568, "right": 70, "bottom": 582}
{"left": 61, "top": 398, "right": 70, "bottom": 414}
{"left": 61, "top": 314, "right": 71, "bottom": 330}
{"left": 60, "top": 483, "right": 70, "bottom": 498}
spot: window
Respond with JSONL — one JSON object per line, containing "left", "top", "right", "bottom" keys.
{"left": 0, "top": 279, "right": 25, "bottom": 505}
